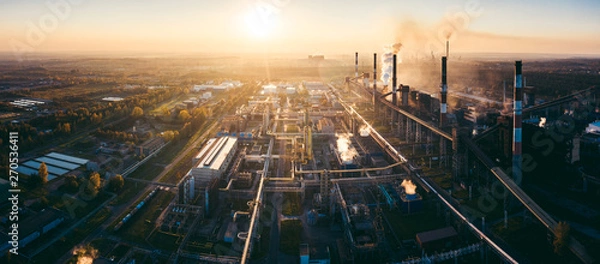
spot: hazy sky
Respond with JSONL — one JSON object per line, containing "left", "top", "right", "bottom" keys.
{"left": 1, "top": 0, "right": 599, "bottom": 56}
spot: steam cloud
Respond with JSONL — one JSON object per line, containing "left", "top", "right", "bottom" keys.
{"left": 380, "top": 42, "right": 402, "bottom": 86}
{"left": 401, "top": 179, "right": 417, "bottom": 195}
{"left": 538, "top": 117, "right": 546, "bottom": 128}
{"left": 359, "top": 125, "right": 370, "bottom": 137}
{"left": 336, "top": 133, "right": 358, "bottom": 164}
{"left": 72, "top": 245, "right": 98, "bottom": 264}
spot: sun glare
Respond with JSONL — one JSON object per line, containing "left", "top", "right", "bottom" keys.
{"left": 244, "top": 9, "right": 276, "bottom": 39}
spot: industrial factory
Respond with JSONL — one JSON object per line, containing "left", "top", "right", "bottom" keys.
{"left": 106, "top": 43, "right": 600, "bottom": 264}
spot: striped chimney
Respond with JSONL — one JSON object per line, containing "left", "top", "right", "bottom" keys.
{"left": 513, "top": 61, "right": 523, "bottom": 182}
{"left": 440, "top": 56, "right": 448, "bottom": 127}
{"left": 392, "top": 54, "right": 397, "bottom": 106}
{"left": 373, "top": 53, "right": 377, "bottom": 106}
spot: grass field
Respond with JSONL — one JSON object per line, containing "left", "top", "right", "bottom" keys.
{"left": 147, "top": 231, "right": 181, "bottom": 251}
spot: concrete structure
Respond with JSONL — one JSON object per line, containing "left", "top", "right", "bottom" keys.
{"left": 416, "top": 226, "right": 458, "bottom": 252}
{"left": 440, "top": 56, "right": 448, "bottom": 127}
{"left": 193, "top": 82, "right": 237, "bottom": 92}
{"left": 300, "top": 243, "right": 331, "bottom": 264}
{"left": 0, "top": 208, "right": 65, "bottom": 256}
{"left": 191, "top": 137, "right": 238, "bottom": 179}
{"left": 373, "top": 53, "right": 377, "bottom": 111}
{"left": 355, "top": 52, "right": 359, "bottom": 78}
{"left": 10, "top": 98, "right": 48, "bottom": 108}
{"left": 262, "top": 84, "right": 277, "bottom": 94}
{"left": 392, "top": 54, "right": 398, "bottom": 106}
{"left": 513, "top": 61, "right": 523, "bottom": 182}
{"left": 16, "top": 152, "right": 89, "bottom": 181}
{"left": 102, "top": 97, "right": 124, "bottom": 102}
{"left": 317, "top": 118, "right": 335, "bottom": 134}
{"left": 136, "top": 137, "right": 165, "bottom": 156}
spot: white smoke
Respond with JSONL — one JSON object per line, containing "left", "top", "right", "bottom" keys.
{"left": 359, "top": 125, "right": 370, "bottom": 137}
{"left": 539, "top": 117, "right": 546, "bottom": 128}
{"left": 72, "top": 245, "right": 98, "bottom": 264}
{"left": 380, "top": 42, "right": 402, "bottom": 87}
{"left": 401, "top": 179, "right": 417, "bottom": 195}
{"left": 336, "top": 133, "right": 358, "bottom": 164}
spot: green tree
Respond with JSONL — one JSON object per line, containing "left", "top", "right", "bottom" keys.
{"left": 553, "top": 221, "right": 571, "bottom": 256}
{"left": 108, "top": 174, "right": 124, "bottom": 192}
{"left": 131, "top": 106, "right": 144, "bottom": 118}
{"left": 38, "top": 162, "right": 48, "bottom": 185}
{"left": 160, "top": 130, "right": 176, "bottom": 141}
{"left": 91, "top": 113, "right": 102, "bottom": 124}
{"left": 63, "top": 123, "right": 71, "bottom": 134}
{"left": 64, "top": 174, "right": 79, "bottom": 193}
{"left": 84, "top": 172, "right": 102, "bottom": 198}
{"left": 178, "top": 109, "right": 191, "bottom": 121}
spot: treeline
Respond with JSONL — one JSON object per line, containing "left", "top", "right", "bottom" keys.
{"left": 0, "top": 88, "right": 174, "bottom": 170}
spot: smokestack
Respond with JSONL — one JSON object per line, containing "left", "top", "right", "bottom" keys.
{"left": 355, "top": 52, "right": 359, "bottom": 78}
{"left": 402, "top": 85, "right": 410, "bottom": 106}
{"left": 513, "top": 61, "right": 523, "bottom": 183}
{"left": 392, "top": 54, "right": 397, "bottom": 106}
{"left": 446, "top": 40, "right": 449, "bottom": 58}
{"left": 440, "top": 56, "right": 448, "bottom": 127}
{"left": 373, "top": 53, "right": 377, "bottom": 106}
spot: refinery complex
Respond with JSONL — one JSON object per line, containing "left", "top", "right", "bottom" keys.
{"left": 78, "top": 43, "right": 600, "bottom": 263}
{"left": 1, "top": 29, "right": 600, "bottom": 264}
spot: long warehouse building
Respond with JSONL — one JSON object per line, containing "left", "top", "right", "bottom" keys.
{"left": 191, "top": 136, "right": 238, "bottom": 180}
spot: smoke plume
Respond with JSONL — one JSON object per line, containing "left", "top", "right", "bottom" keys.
{"left": 359, "top": 125, "right": 370, "bottom": 137}
{"left": 380, "top": 42, "right": 402, "bottom": 86}
{"left": 336, "top": 133, "right": 358, "bottom": 164}
{"left": 72, "top": 245, "right": 98, "bottom": 264}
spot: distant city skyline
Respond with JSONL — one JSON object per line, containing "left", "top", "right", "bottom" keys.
{"left": 1, "top": 0, "right": 599, "bottom": 57}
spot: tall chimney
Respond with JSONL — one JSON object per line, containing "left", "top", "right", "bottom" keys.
{"left": 373, "top": 53, "right": 377, "bottom": 107}
{"left": 440, "top": 56, "right": 448, "bottom": 127}
{"left": 513, "top": 61, "right": 523, "bottom": 183}
{"left": 355, "top": 52, "right": 359, "bottom": 78}
{"left": 446, "top": 40, "right": 449, "bottom": 58}
{"left": 402, "top": 85, "right": 410, "bottom": 106}
{"left": 392, "top": 54, "right": 397, "bottom": 106}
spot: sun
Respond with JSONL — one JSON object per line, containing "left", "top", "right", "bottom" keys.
{"left": 244, "top": 8, "right": 276, "bottom": 39}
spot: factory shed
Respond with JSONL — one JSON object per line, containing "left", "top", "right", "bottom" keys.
{"left": 415, "top": 226, "right": 458, "bottom": 251}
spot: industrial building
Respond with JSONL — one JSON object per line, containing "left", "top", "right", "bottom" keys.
{"left": 16, "top": 152, "right": 90, "bottom": 181}
{"left": 135, "top": 137, "right": 165, "bottom": 156}
{"left": 415, "top": 226, "right": 459, "bottom": 252}
{"left": 0, "top": 208, "right": 65, "bottom": 256}
{"left": 191, "top": 136, "right": 238, "bottom": 179}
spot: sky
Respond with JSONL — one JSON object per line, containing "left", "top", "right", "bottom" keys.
{"left": 0, "top": 0, "right": 599, "bottom": 57}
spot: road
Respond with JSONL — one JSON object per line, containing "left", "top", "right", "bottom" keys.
{"left": 55, "top": 121, "right": 219, "bottom": 264}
